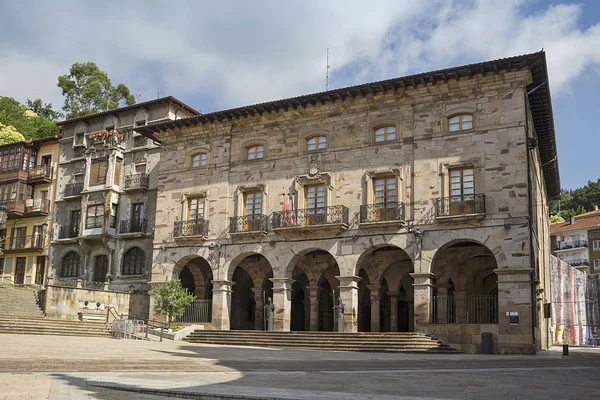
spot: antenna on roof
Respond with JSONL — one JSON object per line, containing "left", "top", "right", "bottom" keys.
{"left": 326, "top": 48, "right": 330, "bottom": 91}
{"left": 157, "top": 89, "right": 162, "bottom": 99}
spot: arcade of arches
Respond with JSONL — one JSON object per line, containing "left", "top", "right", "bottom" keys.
{"left": 170, "top": 241, "right": 499, "bottom": 332}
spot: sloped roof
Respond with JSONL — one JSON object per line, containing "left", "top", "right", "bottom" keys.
{"left": 56, "top": 95, "right": 200, "bottom": 126}
{"left": 137, "top": 51, "right": 560, "bottom": 199}
{"left": 550, "top": 210, "right": 600, "bottom": 234}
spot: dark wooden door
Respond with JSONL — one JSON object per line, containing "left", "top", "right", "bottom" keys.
{"left": 15, "top": 257, "right": 26, "bottom": 284}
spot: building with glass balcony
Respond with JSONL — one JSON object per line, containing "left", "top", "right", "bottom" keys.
{"left": 0, "top": 136, "right": 59, "bottom": 286}
{"left": 551, "top": 208, "right": 600, "bottom": 273}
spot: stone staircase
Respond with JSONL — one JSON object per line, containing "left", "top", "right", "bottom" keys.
{"left": 183, "top": 330, "right": 457, "bottom": 353}
{"left": 0, "top": 285, "right": 111, "bottom": 337}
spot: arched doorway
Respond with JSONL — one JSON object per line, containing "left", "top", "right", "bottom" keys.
{"left": 430, "top": 241, "right": 498, "bottom": 324}
{"left": 289, "top": 249, "right": 340, "bottom": 331}
{"left": 230, "top": 254, "right": 274, "bottom": 330}
{"left": 356, "top": 245, "right": 414, "bottom": 332}
{"left": 177, "top": 257, "right": 213, "bottom": 299}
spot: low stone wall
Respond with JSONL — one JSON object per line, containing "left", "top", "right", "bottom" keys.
{"left": 44, "top": 285, "right": 149, "bottom": 321}
{"left": 428, "top": 324, "right": 499, "bottom": 354}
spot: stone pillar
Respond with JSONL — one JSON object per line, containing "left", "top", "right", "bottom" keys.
{"left": 454, "top": 290, "right": 467, "bottom": 324}
{"left": 388, "top": 291, "right": 399, "bottom": 332}
{"left": 410, "top": 273, "right": 434, "bottom": 333}
{"left": 495, "top": 269, "right": 535, "bottom": 354}
{"left": 306, "top": 285, "right": 320, "bottom": 331}
{"left": 251, "top": 287, "right": 264, "bottom": 330}
{"left": 336, "top": 276, "right": 361, "bottom": 332}
{"left": 367, "top": 284, "right": 381, "bottom": 332}
{"left": 211, "top": 280, "right": 234, "bottom": 330}
{"left": 269, "top": 278, "right": 295, "bottom": 331}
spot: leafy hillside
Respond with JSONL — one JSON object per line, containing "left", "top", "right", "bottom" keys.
{"left": 549, "top": 179, "right": 600, "bottom": 219}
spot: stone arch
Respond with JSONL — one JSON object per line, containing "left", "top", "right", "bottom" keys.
{"left": 173, "top": 255, "right": 213, "bottom": 299}
{"left": 353, "top": 241, "right": 415, "bottom": 277}
{"left": 60, "top": 251, "right": 81, "bottom": 278}
{"left": 224, "top": 247, "right": 279, "bottom": 281}
{"left": 133, "top": 109, "right": 148, "bottom": 125}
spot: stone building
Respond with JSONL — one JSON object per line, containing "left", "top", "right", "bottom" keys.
{"left": 0, "top": 137, "right": 59, "bottom": 286}
{"left": 140, "top": 52, "right": 560, "bottom": 354}
{"left": 49, "top": 97, "right": 198, "bottom": 299}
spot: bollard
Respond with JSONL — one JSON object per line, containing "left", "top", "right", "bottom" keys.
{"left": 563, "top": 344, "right": 569, "bottom": 356}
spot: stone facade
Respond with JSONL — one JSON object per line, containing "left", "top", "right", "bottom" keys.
{"left": 142, "top": 52, "right": 559, "bottom": 354}
{"left": 48, "top": 97, "right": 198, "bottom": 297}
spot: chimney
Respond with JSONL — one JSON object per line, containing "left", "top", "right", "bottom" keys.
{"left": 570, "top": 216, "right": 576, "bottom": 225}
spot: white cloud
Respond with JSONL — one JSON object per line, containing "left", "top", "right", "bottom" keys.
{"left": 0, "top": 0, "right": 599, "bottom": 111}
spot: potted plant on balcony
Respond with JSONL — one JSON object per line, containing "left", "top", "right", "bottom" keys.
{"left": 88, "top": 130, "right": 123, "bottom": 146}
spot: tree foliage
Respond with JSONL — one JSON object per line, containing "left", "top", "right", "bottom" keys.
{"left": 0, "top": 96, "right": 59, "bottom": 140}
{"left": 151, "top": 279, "right": 195, "bottom": 327}
{"left": 0, "top": 123, "right": 26, "bottom": 145}
{"left": 58, "top": 62, "right": 136, "bottom": 119}
{"left": 549, "top": 215, "right": 565, "bottom": 224}
{"left": 26, "top": 98, "right": 63, "bottom": 121}
{"left": 549, "top": 179, "right": 600, "bottom": 219}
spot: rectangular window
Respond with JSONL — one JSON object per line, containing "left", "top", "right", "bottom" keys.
{"left": 305, "top": 185, "right": 326, "bottom": 214}
{"left": 113, "top": 158, "right": 122, "bottom": 186}
{"left": 244, "top": 191, "right": 263, "bottom": 216}
{"left": 594, "top": 240, "right": 600, "bottom": 251}
{"left": 449, "top": 167, "right": 474, "bottom": 200}
{"left": 188, "top": 197, "right": 205, "bottom": 221}
{"left": 89, "top": 159, "right": 108, "bottom": 186}
{"left": 74, "top": 132, "right": 85, "bottom": 146}
{"left": 110, "top": 204, "right": 118, "bottom": 229}
{"left": 595, "top": 259, "right": 600, "bottom": 271}
{"left": 86, "top": 204, "right": 104, "bottom": 229}
{"left": 70, "top": 210, "right": 81, "bottom": 234}
{"left": 373, "top": 177, "right": 397, "bottom": 205}
{"left": 132, "top": 203, "right": 145, "bottom": 223}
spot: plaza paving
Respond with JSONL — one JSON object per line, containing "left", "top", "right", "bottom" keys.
{"left": 0, "top": 334, "right": 599, "bottom": 399}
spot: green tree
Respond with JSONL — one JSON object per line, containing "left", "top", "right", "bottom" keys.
{"left": 549, "top": 215, "right": 565, "bottom": 224}
{"left": 58, "top": 62, "right": 136, "bottom": 118}
{"left": 25, "top": 98, "right": 63, "bottom": 121}
{"left": 549, "top": 179, "right": 600, "bottom": 219}
{"left": 0, "top": 96, "right": 59, "bottom": 140}
{"left": 151, "top": 279, "right": 195, "bottom": 328}
{"left": 0, "top": 123, "right": 25, "bottom": 145}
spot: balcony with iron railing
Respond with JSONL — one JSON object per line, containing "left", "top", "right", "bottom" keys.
{"left": 27, "top": 165, "right": 53, "bottom": 183}
{"left": 58, "top": 225, "right": 79, "bottom": 240}
{"left": 25, "top": 198, "right": 50, "bottom": 216}
{"left": 272, "top": 205, "right": 349, "bottom": 233}
{"left": 563, "top": 258, "right": 590, "bottom": 267}
{"left": 1, "top": 235, "right": 45, "bottom": 252}
{"left": 124, "top": 173, "right": 149, "bottom": 191}
{"left": 556, "top": 239, "right": 589, "bottom": 251}
{"left": 64, "top": 182, "right": 84, "bottom": 198}
{"left": 173, "top": 219, "right": 209, "bottom": 239}
{"left": 359, "top": 202, "right": 406, "bottom": 225}
{"left": 436, "top": 194, "right": 486, "bottom": 220}
{"left": 119, "top": 219, "right": 147, "bottom": 235}
{"left": 229, "top": 214, "right": 268, "bottom": 235}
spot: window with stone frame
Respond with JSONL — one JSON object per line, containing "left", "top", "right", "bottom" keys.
{"left": 89, "top": 159, "right": 108, "bottom": 186}
{"left": 122, "top": 247, "right": 145, "bottom": 275}
{"left": 448, "top": 113, "right": 473, "bottom": 132}
{"left": 448, "top": 166, "right": 475, "bottom": 215}
{"left": 593, "top": 240, "right": 600, "bottom": 251}
{"left": 244, "top": 191, "right": 263, "bottom": 216}
{"left": 191, "top": 153, "right": 208, "bottom": 168}
{"left": 61, "top": 251, "right": 80, "bottom": 278}
{"left": 373, "top": 125, "right": 396, "bottom": 143}
{"left": 246, "top": 145, "right": 264, "bottom": 160}
{"left": 595, "top": 259, "right": 600, "bottom": 271}
{"left": 307, "top": 136, "right": 327, "bottom": 151}
{"left": 86, "top": 204, "right": 104, "bottom": 229}
{"left": 188, "top": 197, "right": 205, "bottom": 221}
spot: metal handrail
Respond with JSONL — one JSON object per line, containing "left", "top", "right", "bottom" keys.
{"left": 106, "top": 306, "right": 168, "bottom": 342}
{"left": 272, "top": 205, "right": 349, "bottom": 228}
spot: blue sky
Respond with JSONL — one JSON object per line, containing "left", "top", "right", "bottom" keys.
{"left": 0, "top": 0, "right": 599, "bottom": 190}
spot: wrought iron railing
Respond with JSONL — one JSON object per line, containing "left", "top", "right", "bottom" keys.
{"left": 28, "top": 165, "right": 53, "bottom": 181}
{"left": 436, "top": 194, "right": 485, "bottom": 218}
{"left": 50, "top": 277, "right": 79, "bottom": 287}
{"left": 557, "top": 240, "right": 588, "bottom": 250}
{"left": 175, "top": 299, "right": 212, "bottom": 323}
{"left": 360, "top": 202, "right": 406, "bottom": 223}
{"left": 566, "top": 258, "right": 590, "bottom": 267}
{"left": 133, "top": 135, "right": 148, "bottom": 147}
{"left": 430, "top": 295, "right": 498, "bottom": 324}
{"left": 25, "top": 199, "right": 50, "bottom": 214}
{"left": 272, "top": 205, "right": 349, "bottom": 228}
{"left": 73, "top": 146, "right": 86, "bottom": 158}
{"left": 2, "top": 235, "right": 45, "bottom": 251}
{"left": 229, "top": 214, "right": 268, "bottom": 234}
{"left": 173, "top": 219, "right": 209, "bottom": 237}
{"left": 64, "top": 182, "right": 84, "bottom": 197}
{"left": 58, "top": 225, "right": 79, "bottom": 239}
{"left": 119, "top": 219, "right": 147, "bottom": 234}
{"left": 124, "top": 173, "right": 149, "bottom": 190}
{"left": 83, "top": 280, "right": 106, "bottom": 290}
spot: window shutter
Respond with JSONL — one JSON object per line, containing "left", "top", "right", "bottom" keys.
{"left": 90, "top": 162, "right": 100, "bottom": 186}
{"left": 113, "top": 159, "right": 122, "bottom": 186}
{"left": 90, "top": 160, "right": 108, "bottom": 186}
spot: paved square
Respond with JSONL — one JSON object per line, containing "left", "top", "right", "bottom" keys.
{"left": 0, "top": 334, "right": 599, "bottom": 399}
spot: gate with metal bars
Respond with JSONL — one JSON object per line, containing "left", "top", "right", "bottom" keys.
{"left": 175, "top": 299, "right": 212, "bottom": 323}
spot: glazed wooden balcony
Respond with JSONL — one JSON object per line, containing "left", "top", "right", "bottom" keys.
{"left": 27, "top": 165, "right": 53, "bottom": 183}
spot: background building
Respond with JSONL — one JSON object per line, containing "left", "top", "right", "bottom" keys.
{"left": 0, "top": 137, "right": 59, "bottom": 286}
{"left": 46, "top": 97, "right": 198, "bottom": 319}
{"left": 551, "top": 208, "right": 600, "bottom": 273}
{"left": 141, "top": 51, "right": 559, "bottom": 354}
